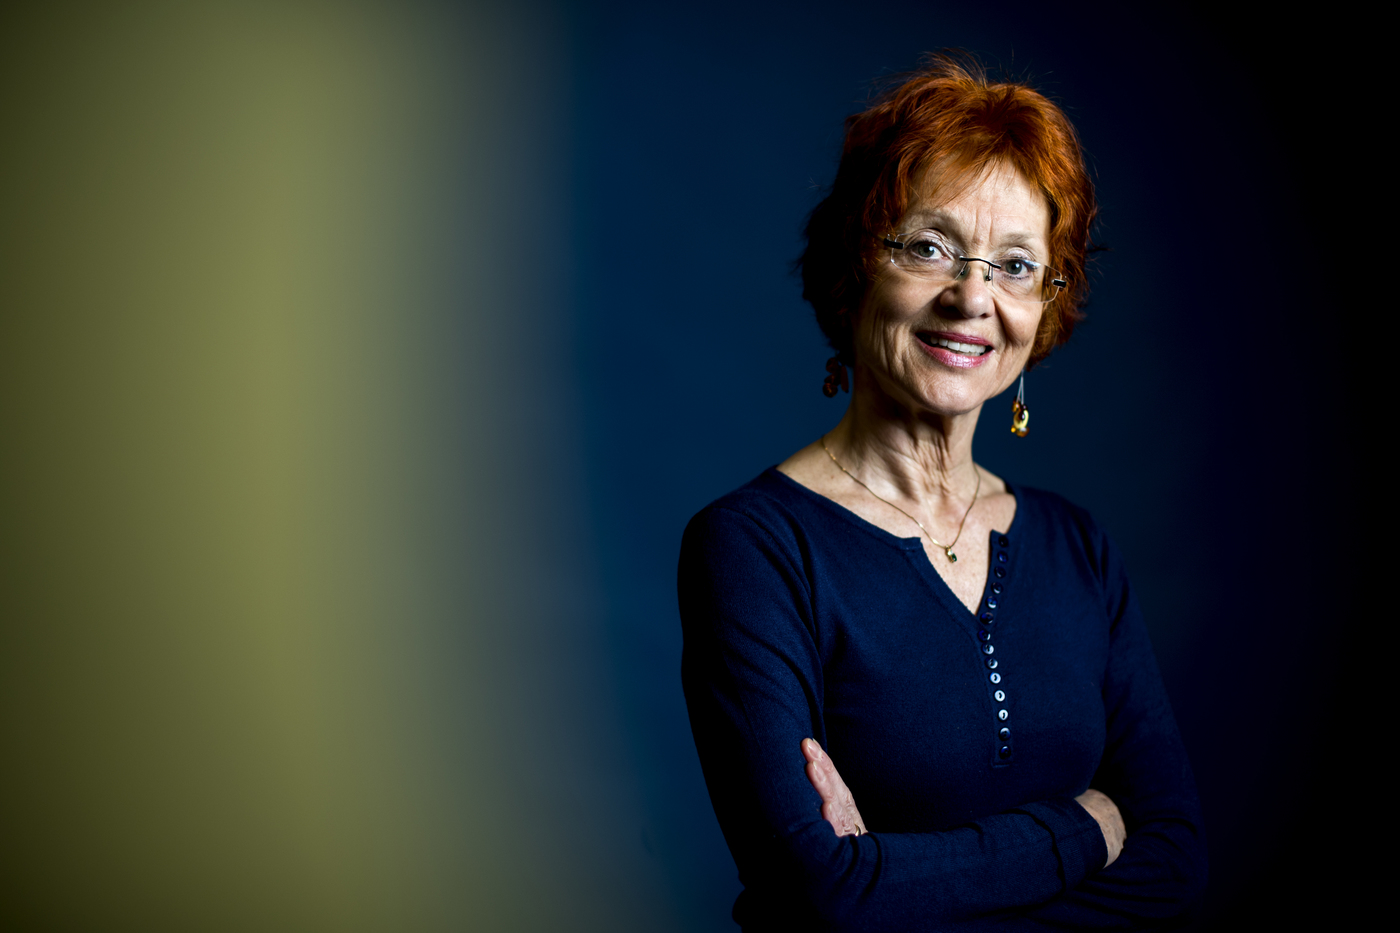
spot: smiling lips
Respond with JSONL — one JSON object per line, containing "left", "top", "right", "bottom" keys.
{"left": 916, "top": 331, "right": 993, "bottom": 368}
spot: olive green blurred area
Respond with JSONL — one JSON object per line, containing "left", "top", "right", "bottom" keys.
{"left": 0, "top": 2, "right": 658, "bottom": 929}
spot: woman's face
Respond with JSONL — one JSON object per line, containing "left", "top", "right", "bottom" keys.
{"left": 853, "top": 162, "right": 1051, "bottom": 419}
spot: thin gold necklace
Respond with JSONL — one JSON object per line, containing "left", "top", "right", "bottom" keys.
{"left": 821, "top": 434, "right": 981, "bottom": 563}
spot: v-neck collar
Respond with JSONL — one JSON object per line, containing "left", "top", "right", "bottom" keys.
{"left": 763, "top": 466, "right": 1022, "bottom": 629}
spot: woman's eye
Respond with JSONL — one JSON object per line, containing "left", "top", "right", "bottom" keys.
{"left": 1001, "top": 259, "right": 1033, "bottom": 277}
{"left": 908, "top": 239, "right": 946, "bottom": 260}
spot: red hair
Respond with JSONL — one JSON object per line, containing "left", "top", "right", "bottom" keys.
{"left": 801, "top": 53, "right": 1097, "bottom": 367}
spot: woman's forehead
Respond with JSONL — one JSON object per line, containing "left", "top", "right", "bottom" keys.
{"left": 899, "top": 163, "right": 1049, "bottom": 241}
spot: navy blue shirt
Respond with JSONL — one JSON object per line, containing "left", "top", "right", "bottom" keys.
{"left": 679, "top": 469, "right": 1206, "bottom": 931}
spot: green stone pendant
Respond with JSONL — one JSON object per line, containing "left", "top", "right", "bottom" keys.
{"left": 946, "top": 548, "right": 958, "bottom": 562}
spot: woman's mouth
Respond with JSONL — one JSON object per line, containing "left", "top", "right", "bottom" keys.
{"left": 924, "top": 335, "right": 990, "bottom": 355}
{"left": 916, "top": 332, "right": 993, "bottom": 368}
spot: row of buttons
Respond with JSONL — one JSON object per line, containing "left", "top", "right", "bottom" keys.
{"left": 981, "top": 534, "right": 1012, "bottom": 762}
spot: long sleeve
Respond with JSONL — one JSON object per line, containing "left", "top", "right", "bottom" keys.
{"left": 680, "top": 504, "right": 1108, "bottom": 931}
{"left": 1017, "top": 525, "right": 1207, "bottom": 928}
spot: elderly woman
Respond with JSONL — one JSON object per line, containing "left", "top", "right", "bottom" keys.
{"left": 678, "top": 56, "right": 1206, "bottom": 931}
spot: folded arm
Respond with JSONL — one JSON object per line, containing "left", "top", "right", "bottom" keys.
{"left": 1013, "top": 530, "right": 1208, "bottom": 928}
{"left": 803, "top": 738, "right": 1127, "bottom": 868}
{"left": 783, "top": 516, "right": 1207, "bottom": 929}
{"left": 680, "top": 506, "right": 1109, "bottom": 931}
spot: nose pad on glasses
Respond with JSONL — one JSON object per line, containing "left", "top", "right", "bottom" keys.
{"left": 957, "top": 257, "right": 998, "bottom": 282}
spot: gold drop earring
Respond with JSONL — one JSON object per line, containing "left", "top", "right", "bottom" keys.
{"left": 1010, "top": 371, "right": 1029, "bottom": 437}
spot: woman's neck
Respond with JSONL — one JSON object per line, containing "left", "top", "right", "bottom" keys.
{"left": 826, "top": 371, "right": 983, "bottom": 505}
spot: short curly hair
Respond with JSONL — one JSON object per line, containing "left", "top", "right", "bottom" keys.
{"left": 801, "top": 53, "right": 1097, "bottom": 369}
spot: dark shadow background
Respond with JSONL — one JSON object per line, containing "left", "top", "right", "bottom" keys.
{"left": 567, "top": 2, "right": 1352, "bottom": 929}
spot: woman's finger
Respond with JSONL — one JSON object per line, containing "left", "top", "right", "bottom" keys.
{"left": 821, "top": 798, "right": 853, "bottom": 835}
{"left": 801, "top": 739, "right": 868, "bottom": 837}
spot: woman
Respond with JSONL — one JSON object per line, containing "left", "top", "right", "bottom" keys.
{"left": 678, "top": 56, "right": 1206, "bottom": 930}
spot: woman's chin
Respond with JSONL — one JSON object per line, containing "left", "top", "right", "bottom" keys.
{"left": 896, "top": 371, "right": 1005, "bottom": 420}
{"left": 870, "top": 383, "right": 989, "bottom": 421}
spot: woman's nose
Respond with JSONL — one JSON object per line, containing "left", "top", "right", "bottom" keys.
{"left": 938, "top": 270, "right": 995, "bottom": 318}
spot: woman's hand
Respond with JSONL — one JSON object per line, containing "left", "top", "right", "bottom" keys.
{"left": 802, "top": 738, "right": 867, "bottom": 837}
{"left": 1075, "top": 789, "right": 1126, "bottom": 867}
{"left": 804, "top": 739, "right": 1124, "bottom": 865}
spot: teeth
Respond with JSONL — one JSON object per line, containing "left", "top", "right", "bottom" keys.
{"left": 935, "top": 337, "right": 989, "bottom": 355}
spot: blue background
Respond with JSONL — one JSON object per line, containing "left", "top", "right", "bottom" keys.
{"left": 569, "top": 4, "right": 1343, "bottom": 929}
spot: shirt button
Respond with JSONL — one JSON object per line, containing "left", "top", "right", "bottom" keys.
{"left": 997, "top": 552, "right": 1008, "bottom": 563}
{"left": 998, "top": 709, "right": 1009, "bottom": 721}
{"left": 994, "top": 689, "right": 1006, "bottom": 702}
{"left": 982, "top": 644, "right": 995, "bottom": 655}
{"left": 980, "top": 611, "right": 994, "bottom": 623}
{"left": 986, "top": 598, "right": 997, "bottom": 609}
{"left": 991, "top": 583, "right": 1003, "bottom": 595}
{"left": 998, "top": 535, "right": 1009, "bottom": 547}
{"left": 998, "top": 745, "right": 1011, "bottom": 759}
{"left": 994, "top": 567, "right": 1006, "bottom": 578}
{"left": 977, "top": 629, "right": 991, "bottom": 642}
{"left": 985, "top": 658, "right": 998, "bottom": 670}
{"left": 989, "top": 672, "right": 1001, "bottom": 684}
{"left": 999, "top": 727, "right": 1011, "bottom": 741}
